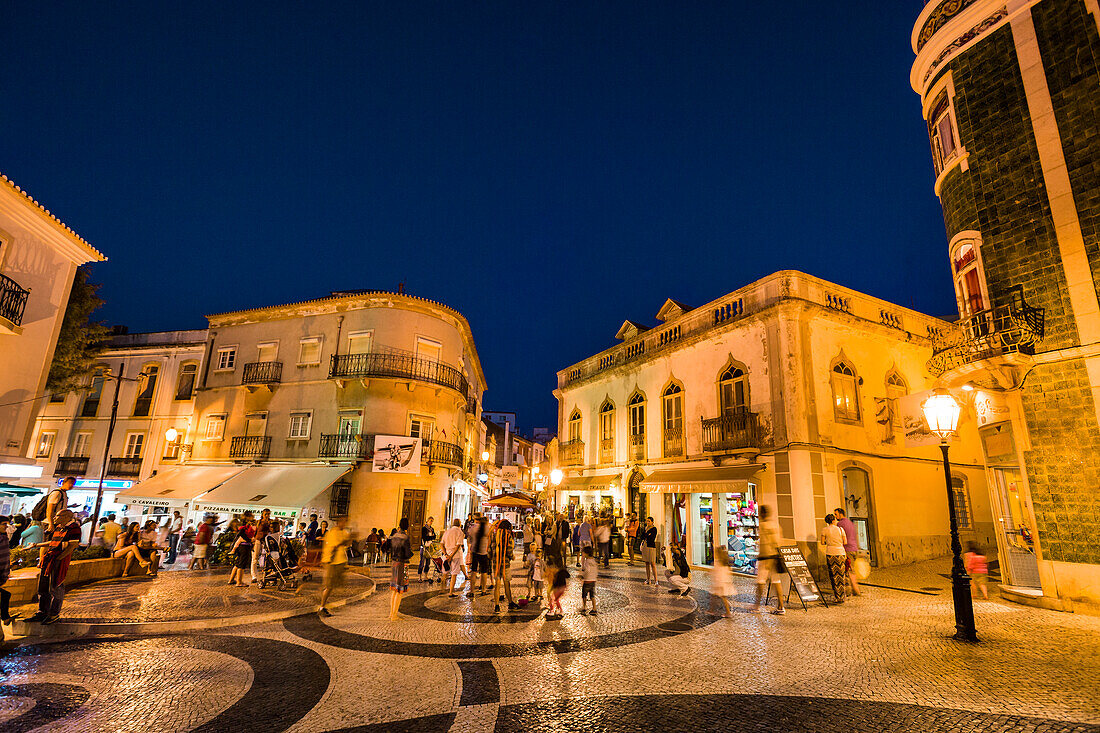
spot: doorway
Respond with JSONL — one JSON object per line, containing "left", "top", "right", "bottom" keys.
{"left": 841, "top": 466, "right": 876, "bottom": 565}
{"left": 401, "top": 489, "right": 428, "bottom": 549}
{"left": 989, "top": 467, "right": 1041, "bottom": 589}
{"left": 628, "top": 471, "right": 648, "bottom": 522}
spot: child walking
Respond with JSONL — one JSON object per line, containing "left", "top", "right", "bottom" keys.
{"left": 545, "top": 556, "right": 568, "bottom": 620}
{"left": 525, "top": 547, "right": 543, "bottom": 603}
{"left": 963, "top": 542, "right": 990, "bottom": 600}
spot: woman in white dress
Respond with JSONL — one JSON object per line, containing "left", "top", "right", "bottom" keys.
{"left": 711, "top": 542, "right": 735, "bottom": 617}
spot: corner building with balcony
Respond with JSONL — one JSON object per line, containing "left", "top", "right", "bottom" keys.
{"left": 0, "top": 174, "right": 105, "bottom": 480}
{"left": 554, "top": 271, "right": 992, "bottom": 574}
{"left": 912, "top": 0, "right": 1100, "bottom": 611}
{"left": 187, "top": 291, "right": 486, "bottom": 538}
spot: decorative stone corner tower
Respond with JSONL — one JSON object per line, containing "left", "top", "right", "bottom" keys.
{"left": 912, "top": 0, "right": 1100, "bottom": 612}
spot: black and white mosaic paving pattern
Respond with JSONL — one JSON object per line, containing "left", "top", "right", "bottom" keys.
{"left": 3, "top": 559, "right": 1099, "bottom": 732}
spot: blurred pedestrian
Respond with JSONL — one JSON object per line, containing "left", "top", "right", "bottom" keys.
{"left": 320, "top": 516, "right": 353, "bottom": 617}
{"left": 580, "top": 545, "right": 598, "bottom": 615}
{"left": 752, "top": 505, "right": 785, "bottom": 615}
{"left": 595, "top": 517, "right": 611, "bottom": 568}
{"left": 712, "top": 541, "right": 734, "bottom": 617}
{"left": 388, "top": 517, "right": 414, "bottom": 621}
{"left": 418, "top": 517, "right": 436, "bottom": 582}
{"left": 834, "top": 508, "right": 861, "bottom": 597}
{"left": 820, "top": 513, "right": 848, "bottom": 604}
{"left": 492, "top": 517, "right": 517, "bottom": 613}
{"left": 466, "top": 516, "right": 490, "bottom": 597}
{"left": 190, "top": 515, "right": 215, "bottom": 570}
{"left": 545, "top": 555, "right": 568, "bottom": 620}
{"left": 964, "top": 542, "right": 990, "bottom": 600}
{"left": 441, "top": 519, "right": 466, "bottom": 597}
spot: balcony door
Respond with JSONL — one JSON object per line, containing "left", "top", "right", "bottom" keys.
{"left": 71, "top": 432, "right": 91, "bottom": 458}
{"left": 257, "top": 342, "right": 278, "bottom": 363}
{"left": 415, "top": 338, "right": 442, "bottom": 363}
{"left": 245, "top": 413, "right": 268, "bottom": 437}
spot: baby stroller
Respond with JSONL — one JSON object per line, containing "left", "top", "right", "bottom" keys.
{"left": 259, "top": 534, "right": 300, "bottom": 591}
{"left": 425, "top": 540, "right": 445, "bottom": 584}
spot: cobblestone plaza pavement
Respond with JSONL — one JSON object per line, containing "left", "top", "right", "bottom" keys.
{"left": 2, "top": 559, "right": 1098, "bottom": 732}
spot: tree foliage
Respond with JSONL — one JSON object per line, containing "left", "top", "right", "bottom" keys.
{"left": 46, "top": 266, "right": 110, "bottom": 393}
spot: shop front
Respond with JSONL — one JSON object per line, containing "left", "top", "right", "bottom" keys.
{"left": 641, "top": 463, "right": 763, "bottom": 572}
{"left": 447, "top": 478, "right": 484, "bottom": 526}
{"left": 557, "top": 474, "right": 622, "bottom": 523}
{"left": 115, "top": 465, "right": 248, "bottom": 527}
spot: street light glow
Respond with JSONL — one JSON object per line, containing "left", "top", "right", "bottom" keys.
{"left": 481, "top": 450, "right": 490, "bottom": 461}
{"left": 922, "top": 388, "right": 961, "bottom": 439}
{"left": 550, "top": 468, "right": 563, "bottom": 486}
{"left": 165, "top": 427, "right": 179, "bottom": 442}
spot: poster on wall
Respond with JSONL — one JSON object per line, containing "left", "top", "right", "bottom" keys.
{"left": 372, "top": 435, "right": 422, "bottom": 473}
{"left": 899, "top": 391, "right": 943, "bottom": 448}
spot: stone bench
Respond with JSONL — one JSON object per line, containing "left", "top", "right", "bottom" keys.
{"left": 4, "top": 557, "right": 127, "bottom": 604}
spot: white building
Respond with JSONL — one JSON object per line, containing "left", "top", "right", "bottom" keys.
{"left": 26, "top": 329, "right": 207, "bottom": 525}
{"left": 0, "top": 174, "right": 105, "bottom": 481}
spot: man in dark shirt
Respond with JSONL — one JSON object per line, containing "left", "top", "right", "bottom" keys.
{"left": 28, "top": 509, "right": 82, "bottom": 624}
{"left": 305, "top": 514, "right": 320, "bottom": 547}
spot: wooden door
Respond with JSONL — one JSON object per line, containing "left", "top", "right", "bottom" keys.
{"left": 401, "top": 489, "right": 428, "bottom": 548}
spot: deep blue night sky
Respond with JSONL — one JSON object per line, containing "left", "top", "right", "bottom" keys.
{"left": 2, "top": 2, "right": 952, "bottom": 432}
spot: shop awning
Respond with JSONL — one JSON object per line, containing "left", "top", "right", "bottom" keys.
{"left": 483, "top": 491, "right": 535, "bottom": 508}
{"left": 0, "top": 482, "right": 44, "bottom": 497}
{"left": 114, "top": 465, "right": 247, "bottom": 507}
{"left": 192, "top": 464, "right": 350, "bottom": 515}
{"left": 640, "top": 464, "right": 764, "bottom": 494}
{"left": 557, "top": 475, "right": 617, "bottom": 491}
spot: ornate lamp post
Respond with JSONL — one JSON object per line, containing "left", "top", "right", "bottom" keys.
{"left": 921, "top": 388, "right": 978, "bottom": 642}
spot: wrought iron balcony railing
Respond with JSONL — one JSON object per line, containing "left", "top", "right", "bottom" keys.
{"left": 0, "top": 273, "right": 30, "bottom": 327}
{"left": 330, "top": 352, "right": 469, "bottom": 398}
{"left": 663, "top": 427, "right": 684, "bottom": 458}
{"left": 560, "top": 439, "right": 584, "bottom": 466}
{"left": 701, "top": 410, "right": 761, "bottom": 453}
{"left": 229, "top": 435, "right": 272, "bottom": 460}
{"left": 242, "top": 361, "right": 283, "bottom": 385}
{"left": 106, "top": 456, "right": 142, "bottom": 477}
{"left": 423, "top": 438, "right": 463, "bottom": 467}
{"left": 54, "top": 456, "right": 90, "bottom": 476}
{"left": 318, "top": 433, "right": 373, "bottom": 460}
{"left": 928, "top": 288, "right": 1046, "bottom": 376}
{"left": 629, "top": 433, "right": 646, "bottom": 461}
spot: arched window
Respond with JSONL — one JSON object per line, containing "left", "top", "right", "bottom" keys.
{"left": 133, "top": 364, "right": 159, "bottom": 417}
{"left": 599, "top": 399, "right": 615, "bottom": 464}
{"left": 662, "top": 382, "right": 684, "bottom": 457}
{"left": 885, "top": 371, "right": 907, "bottom": 428}
{"left": 928, "top": 91, "right": 959, "bottom": 175}
{"left": 831, "top": 361, "right": 860, "bottom": 423}
{"left": 628, "top": 391, "right": 646, "bottom": 460}
{"left": 568, "top": 409, "right": 582, "bottom": 443}
{"left": 175, "top": 362, "right": 198, "bottom": 401}
{"left": 718, "top": 362, "right": 748, "bottom": 415}
{"left": 951, "top": 235, "right": 987, "bottom": 316}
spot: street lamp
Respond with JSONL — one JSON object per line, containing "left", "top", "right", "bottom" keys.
{"left": 550, "top": 469, "right": 562, "bottom": 486}
{"left": 165, "top": 427, "right": 179, "bottom": 443}
{"left": 481, "top": 450, "right": 490, "bottom": 462}
{"left": 922, "top": 388, "right": 977, "bottom": 642}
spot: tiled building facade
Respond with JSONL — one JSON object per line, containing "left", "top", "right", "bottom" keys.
{"left": 913, "top": 0, "right": 1100, "bottom": 610}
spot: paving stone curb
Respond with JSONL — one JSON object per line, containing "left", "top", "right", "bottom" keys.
{"left": 2, "top": 577, "right": 377, "bottom": 646}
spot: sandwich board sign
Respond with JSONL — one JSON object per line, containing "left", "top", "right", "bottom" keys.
{"left": 767, "top": 546, "right": 829, "bottom": 610}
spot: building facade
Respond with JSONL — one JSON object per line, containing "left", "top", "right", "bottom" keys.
{"left": 913, "top": 0, "right": 1100, "bottom": 611}
{"left": 0, "top": 174, "right": 105, "bottom": 479}
{"left": 178, "top": 291, "right": 487, "bottom": 540}
{"left": 555, "top": 271, "right": 993, "bottom": 573}
{"left": 26, "top": 329, "right": 207, "bottom": 524}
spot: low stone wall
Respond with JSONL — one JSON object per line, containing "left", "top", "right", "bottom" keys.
{"left": 4, "top": 557, "right": 125, "bottom": 604}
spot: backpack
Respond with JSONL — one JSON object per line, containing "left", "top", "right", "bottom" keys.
{"left": 31, "top": 489, "right": 65, "bottom": 522}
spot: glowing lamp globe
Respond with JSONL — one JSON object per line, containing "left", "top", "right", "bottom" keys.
{"left": 550, "top": 468, "right": 563, "bottom": 486}
{"left": 922, "top": 389, "right": 961, "bottom": 439}
{"left": 165, "top": 428, "right": 179, "bottom": 442}
{"left": 481, "top": 450, "right": 490, "bottom": 461}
